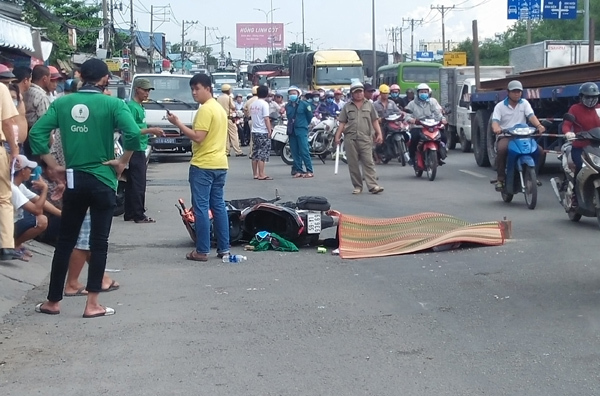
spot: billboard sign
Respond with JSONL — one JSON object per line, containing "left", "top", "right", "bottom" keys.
{"left": 236, "top": 23, "right": 285, "bottom": 49}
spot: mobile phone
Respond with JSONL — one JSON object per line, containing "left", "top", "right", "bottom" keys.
{"left": 166, "top": 109, "right": 172, "bottom": 116}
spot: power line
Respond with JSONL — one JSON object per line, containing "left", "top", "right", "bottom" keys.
{"left": 431, "top": 5, "right": 455, "bottom": 52}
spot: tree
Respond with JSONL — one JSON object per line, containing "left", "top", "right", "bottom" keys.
{"left": 170, "top": 43, "right": 181, "bottom": 53}
{"left": 267, "top": 42, "right": 311, "bottom": 67}
{"left": 23, "top": 0, "right": 102, "bottom": 62}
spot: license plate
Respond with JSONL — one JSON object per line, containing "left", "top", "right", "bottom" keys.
{"left": 154, "top": 138, "right": 176, "bottom": 144}
{"left": 306, "top": 212, "right": 321, "bottom": 234}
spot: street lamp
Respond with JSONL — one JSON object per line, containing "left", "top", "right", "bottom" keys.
{"left": 372, "top": 0, "right": 376, "bottom": 84}
{"left": 254, "top": 6, "right": 280, "bottom": 59}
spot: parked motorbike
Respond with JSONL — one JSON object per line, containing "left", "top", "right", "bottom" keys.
{"left": 550, "top": 113, "right": 600, "bottom": 227}
{"left": 490, "top": 124, "right": 540, "bottom": 210}
{"left": 278, "top": 113, "right": 347, "bottom": 165}
{"left": 414, "top": 118, "right": 446, "bottom": 181}
{"left": 377, "top": 113, "right": 411, "bottom": 165}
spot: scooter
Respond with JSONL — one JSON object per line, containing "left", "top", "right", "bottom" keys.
{"left": 414, "top": 118, "right": 446, "bottom": 181}
{"left": 490, "top": 124, "right": 540, "bottom": 210}
{"left": 550, "top": 113, "right": 600, "bottom": 227}
{"left": 378, "top": 113, "right": 411, "bottom": 165}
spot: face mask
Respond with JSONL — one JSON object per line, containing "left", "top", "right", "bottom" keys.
{"left": 418, "top": 93, "right": 429, "bottom": 101}
{"left": 313, "top": 98, "right": 319, "bottom": 103}
{"left": 288, "top": 94, "right": 298, "bottom": 102}
{"left": 326, "top": 98, "right": 333, "bottom": 103}
{"left": 390, "top": 92, "right": 399, "bottom": 98}
{"left": 12, "top": 99, "right": 18, "bottom": 107}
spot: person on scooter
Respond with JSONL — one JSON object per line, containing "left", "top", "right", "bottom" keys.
{"left": 491, "top": 80, "right": 545, "bottom": 192}
{"left": 405, "top": 83, "right": 446, "bottom": 165}
{"left": 561, "top": 82, "right": 600, "bottom": 206}
{"left": 374, "top": 84, "right": 401, "bottom": 120}
{"left": 334, "top": 89, "right": 346, "bottom": 109}
{"left": 400, "top": 88, "right": 415, "bottom": 108}
{"left": 285, "top": 86, "right": 315, "bottom": 178}
{"left": 315, "top": 91, "right": 339, "bottom": 118}
{"left": 389, "top": 84, "right": 403, "bottom": 107}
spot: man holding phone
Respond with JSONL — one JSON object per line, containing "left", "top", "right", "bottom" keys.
{"left": 125, "top": 78, "right": 164, "bottom": 223}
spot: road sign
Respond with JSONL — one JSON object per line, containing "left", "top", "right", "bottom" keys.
{"left": 507, "top": 0, "right": 541, "bottom": 20}
{"left": 416, "top": 51, "right": 434, "bottom": 61}
{"left": 443, "top": 52, "right": 467, "bottom": 67}
{"left": 543, "top": 0, "right": 577, "bottom": 19}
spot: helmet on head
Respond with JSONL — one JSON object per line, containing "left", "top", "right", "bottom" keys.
{"left": 251, "top": 86, "right": 258, "bottom": 95}
{"left": 0, "top": 64, "right": 14, "bottom": 80}
{"left": 406, "top": 88, "right": 414, "bottom": 94}
{"left": 378, "top": 84, "right": 390, "bottom": 94}
{"left": 390, "top": 84, "right": 400, "bottom": 92}
{"left": 350, "top": 81, "right": 364, "bottom": 93}
{"left": 579, "top": 82, "right": 599, "bottom": 108}
{"left": 416, "top": 83, "right": 431, "bottom": 92}
{"left": 287, "top": 85, "right": 302, "bottom": 96}
{"left": 326, "top": 91, "right": 335, "bottom": 98}
{"left": 334, "top": 89, "right": 343, "bottom": 95}
{"left": 221, "top": 84, "right": 231, "bottom": 92}
{"left": 507, "top": 80, "right": 523, "bottom": 91}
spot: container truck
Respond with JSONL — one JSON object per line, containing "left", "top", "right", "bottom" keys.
{"left": 509, "top": 40, "right": 600, "bottom": 73}
{"left": 289, "top": 50, "right": 364, "bottom": 92}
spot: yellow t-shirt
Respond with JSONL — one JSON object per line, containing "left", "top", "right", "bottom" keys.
{"left": 190, "top": 98, "right": 228, "bottom": 170}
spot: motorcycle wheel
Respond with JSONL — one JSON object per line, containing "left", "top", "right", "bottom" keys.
{"left": 398, "top": 140, "right": 407, "bottom": 166}
{"left": 595, "top": 189, "right": 600, "bottom": 230}
{"left": 281, "top": 142, "right": 294, "bottom": 165}
{"left": 415, "top": 167, "right": 423, "bottom": 178}
{"left": 426, "top": 150, "right": 437, "bottom": 181}
{"left": 501, "top": 192, "right": 514, "bottom": 203}
{"left": 568, "top": 209, "right": 582, "bottom": 222}
{"left": 523, "top": 165, "right": 537, "bottom": 210}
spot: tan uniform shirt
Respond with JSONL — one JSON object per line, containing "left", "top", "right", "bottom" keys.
{"left": 217, "top": 93, "right": 235, "bottom": 117}
{"left": 243, "top": 96, "right": 258, "bottom": 118}
{"left": 0, "top": 83, "right": 18, "bottom": 141}
{"left": 337, "top": 99, "right": 378, "bottom": 138}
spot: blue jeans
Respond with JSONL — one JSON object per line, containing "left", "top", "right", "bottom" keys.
{"left": 189, "top": 166, "right": 229, "bottom": 255}
{"left": 289, "top": 130, "right": 313, "bottom": 174}
{"left": 571, "top": 147, "right": 583, "bottom": 175}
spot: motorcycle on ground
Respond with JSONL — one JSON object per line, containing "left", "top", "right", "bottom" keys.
{"left": 550, "top": 113, "right": 600, "bottom": 227}
{"left": 377, "top": 113, "right": 411, "bottom": 165}
{"left": 490, "top": 124, "right": 540, "bottom": 210}
{"left": 413, "top": 118, "right": 447, "bottom": 181}
{"left": 278, "top": 112, "right": 347, "bottom": 165}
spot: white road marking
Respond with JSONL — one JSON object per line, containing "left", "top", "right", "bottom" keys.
{"left": 459, "top": 169, "right": 488, "bottom": 178}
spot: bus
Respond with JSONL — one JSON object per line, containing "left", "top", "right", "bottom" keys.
{"left": 376, "top": 62, "right": 442, "bottom": 99}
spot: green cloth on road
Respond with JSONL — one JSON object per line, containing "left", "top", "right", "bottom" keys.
{"left": 249, "top": 232, "right": 298, "bottom": 252}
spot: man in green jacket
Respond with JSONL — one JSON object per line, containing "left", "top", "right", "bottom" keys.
{"left": 28, "top": 59, "right": 141, "bottom": 319}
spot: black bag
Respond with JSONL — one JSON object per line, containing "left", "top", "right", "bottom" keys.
{"left": 286, "top": 106, "right": 297, "bottom": 136}
{"left": 296, "top": 196, "right": 331, "bottom": 211}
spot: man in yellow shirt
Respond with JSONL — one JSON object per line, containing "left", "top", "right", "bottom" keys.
{"left": 167, "top": 74, "right": 230, "bottom": 261}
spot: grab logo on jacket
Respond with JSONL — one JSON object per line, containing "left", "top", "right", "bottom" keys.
{"left": 71, "top": 104, "right": 90, "bottom": 123}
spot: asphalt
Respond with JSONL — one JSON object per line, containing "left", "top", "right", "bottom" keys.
{"left": 1, "top": 147, "right": 600, "bottom": 395}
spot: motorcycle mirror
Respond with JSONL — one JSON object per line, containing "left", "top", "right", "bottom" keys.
{"left": 563, "top": 113, "right": 576, "bottom": 123}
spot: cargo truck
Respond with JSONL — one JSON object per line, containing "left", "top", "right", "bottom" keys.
{"left": 289, "top": 50, "right": 364, "bottom": 92}
{"left": 510, "top": 40, "right": 600, "bottom": 73}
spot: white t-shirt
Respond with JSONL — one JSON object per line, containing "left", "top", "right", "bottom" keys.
{"left": 11, "top": 183, "right": 37, "bottom": 222}
{"left": 250, "top": 99, "right": 270, "bottom": 134}
{"left": 491, "top": 98, "right": 535, "bottom": 130}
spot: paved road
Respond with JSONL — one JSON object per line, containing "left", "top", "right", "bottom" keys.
{"left": 1, "top": 148, "right": 600, "bottom": 395}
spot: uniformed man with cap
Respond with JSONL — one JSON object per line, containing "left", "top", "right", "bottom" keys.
{"left": 29, "top": 58, "right": 142, "bottom": 319}
{"left": 217, "top": 84, "right": 245, "bottom": 157}
{"left": 334, "top": 81, "right": 384, "bottom": 194}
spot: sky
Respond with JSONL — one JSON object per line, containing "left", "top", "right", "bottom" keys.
{"left": 111, "top": 0, "right": 512, "bottom": 60}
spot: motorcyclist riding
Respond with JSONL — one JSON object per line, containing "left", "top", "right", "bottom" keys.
{"left": 491, "top": 80, "right": 545, "bottom": 191}
{"left": 389, "top": 84, "right": 403, "bottom": 107}
{"left": 561, "top": 82, "right": 600, "bottom": 206}
{"left": 315, "top": 91, "right": 340, "bottom": 117}
{"left": 405, "top": 83, "right": 446, "bottom": 165}
{"left": 401, "top": 88, "right": 415, "bottom": 108}
{"left": 334, "top": 89, "right": 346, "bottom": 109}
{"left": 374, "top": 84, "right": 401, "bottom": 120}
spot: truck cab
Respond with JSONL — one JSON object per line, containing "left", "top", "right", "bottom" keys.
{"left": 129, "top": 73, "right": 198, "bottom": 154}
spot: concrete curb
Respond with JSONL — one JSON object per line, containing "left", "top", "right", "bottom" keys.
{"left": 0, "top": 240, "right": 54, "bottom": 318}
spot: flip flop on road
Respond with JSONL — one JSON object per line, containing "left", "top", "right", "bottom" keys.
{"left": 100, "top": 280, "right": 120, "bottom": 293}
{"left": 258, "top": 176, "right": 273, "bottom": 180}
{"left": 64, "top": 287, "right": 88, "bottom": 297}
{"left": 35, "top": 303, "right": 60, "bottom": 315}
{"left": 186, "top": 250, "right": 208, "bottom": 262}
{"left": 82, "top": 306, "right": 115, "bottom": 319}
{"left": 134, "top": 217, "right": 156, "bottom": 223}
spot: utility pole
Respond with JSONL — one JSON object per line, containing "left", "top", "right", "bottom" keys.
{"left": 217, "top": 36, "right": 230, "bottom": 59}
{"left": 402, "top": 18, "right": 423, "bottom": 61}
{"left": 301, "top": 0, "right": 305, "bottom": 51}
{"left": 181, "top": 20, "right": 198, "bottom": 74}
{"left": 109, "top": 0, "right": 114, "bottom": 54}
{"left": 431, "top": 4, "right": 455, "bottom": 53}
{"left": 129, "top": 0, "right": 135, "bottom": 75}
{"left": 584, "top": 0, "right": 590, "bottom": 41}
{"left": 149, "top": 5, "right": 154, "bottom": 64}
{"left": 102, "top": 0, "right": 109, "bottom": 52}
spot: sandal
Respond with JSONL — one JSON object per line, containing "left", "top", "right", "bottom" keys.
{"left": 258, "top": 176, "right": 273, "bottom": 180}
{"left": 134, "top": 217, "right": 156, "bottom": 223}
{"left": 293, "top": 173, "right": 305, "bottom": 178}
{"left": 303, "top": 173, "right": 314, "bottom": 178}
{"left": 186, "top": 250, "right": 208, "bottom": 262}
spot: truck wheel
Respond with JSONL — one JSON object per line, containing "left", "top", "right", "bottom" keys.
{"left": 447, "top": 127, "right": 457, "bottom": 150}
{"left": 486, "top": 116, "right": 498, "bottom": 170}
{"left": 473, "top": 109, "right": 490, "bottom": 167}
{"left": 459, "top": 129, "right": 472, "bottom": 152}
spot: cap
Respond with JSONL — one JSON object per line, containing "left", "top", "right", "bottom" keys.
{"left": 334, "top": 89, "right": 343, "bottom": 95}
{"left": 133, "top": 78, "right": 154, "bottom": 90}
{"left": 0, "top": 64, "right": 15, "bottom": 80}
{"left": 48, "top": 66, "right": 62, "bottom": 80}
{"left": 363, "top": 83, "right": 375, "bottom": 92}
{"left": 14, "top": 155, "right": 37, "bottom": 171}
{"left": 251, "top": 86, "right": 258, "bottom": 95}
{"left": 221, "top": 83, "right": 231, "bottom": 92}
{"left": 507, "top": 80, "right": 523, "bottom": 91}
{"left": 350, "top": 81, "right": 364, "bottom": 93}
{"left": 80, "top": 58, "right": 110, "bottom": 83}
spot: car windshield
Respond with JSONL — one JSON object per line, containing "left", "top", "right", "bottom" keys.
{"left": 402, "top": 67, "right": 440, "bottom": 83}
{"left": 233, "top": 88, "right": 252, "bottom": 98}
{"left": 269, "top": 77, "right": 290, "bottom": 89}
{"left": 316, "top": 66, "right": 364, "bottom": 85}
{"left": 213, "top": 79, "right": 237, "bottom": 91}
{"left": 138, "top": 76, "right": 194, "bottom": 103}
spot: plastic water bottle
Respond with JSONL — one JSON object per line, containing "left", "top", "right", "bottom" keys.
{"left": 222, "top": 254, "right": 247, "bottom": 263}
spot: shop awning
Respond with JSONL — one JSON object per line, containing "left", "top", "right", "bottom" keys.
{"left": 0, "top": 14, "right": 35, "bottom": 53}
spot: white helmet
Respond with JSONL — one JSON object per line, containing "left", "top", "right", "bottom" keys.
{"left": 288, "top": 85, "right": 302, "bottom": 96}
{"left": 350, "top": 81, "right": 364, "bottom": 92}
{"left": 416, "top": 83, "right": 431, "bottom": 92}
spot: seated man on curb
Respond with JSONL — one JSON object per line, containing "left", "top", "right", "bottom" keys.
{"left": 11, "top": 155, "right": 60, "bottom": 259}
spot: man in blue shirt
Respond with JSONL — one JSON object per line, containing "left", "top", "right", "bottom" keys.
{"left": 285, "top": 86, "right": 314, "bottom": 178}
{"left": 315, "top": 91, "right": 340, "bottom": 117}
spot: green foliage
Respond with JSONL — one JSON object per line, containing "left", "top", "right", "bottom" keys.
{"left": 22, "top": 0, "right": 102, "bottom": 62}
{"left": 267, "top": 42, "right": 311, "bottom": 67}
{"left": 455, "top": 3, "right": 600, "bottom": 66}
{"left": 170, "top": 43, "right": 181, "bottom": 53}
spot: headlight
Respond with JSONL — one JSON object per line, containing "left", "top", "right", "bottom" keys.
{"left": 587, "top": 152, "right": 600, "bottom": 168}
{"left": 512, "top": 127, "right": 534, "bottom": 136}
